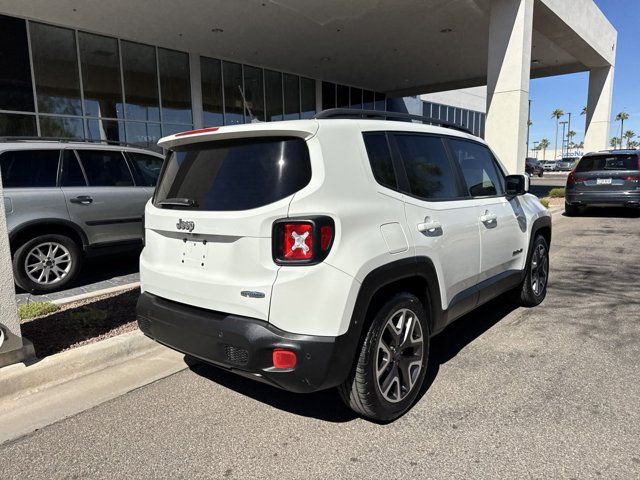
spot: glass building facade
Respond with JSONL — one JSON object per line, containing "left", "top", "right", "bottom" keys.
{"left": 422, "top": 101, "right": 485, "bottom": 138}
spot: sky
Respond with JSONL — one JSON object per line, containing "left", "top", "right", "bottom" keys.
{"left": 528, "top": 0, "right": 640, "bottom": 152}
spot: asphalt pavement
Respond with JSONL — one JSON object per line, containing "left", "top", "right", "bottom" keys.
{"left": 2, "top": 208, "right": 639, "bottom": 479}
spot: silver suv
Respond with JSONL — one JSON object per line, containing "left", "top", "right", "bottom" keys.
{"left": 0, "top": 140, "right": 164, "bottom": 293}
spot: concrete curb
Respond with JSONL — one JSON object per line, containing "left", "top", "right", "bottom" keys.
{"left": 0, "top": 329, "right": 159, "bottom": 403}
{"left": 51, "top": 282, "right": 140, "bottom": 306}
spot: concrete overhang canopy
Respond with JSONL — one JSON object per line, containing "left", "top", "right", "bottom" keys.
{"left": 0, "top": 0, "right": 616, "bottom": 95}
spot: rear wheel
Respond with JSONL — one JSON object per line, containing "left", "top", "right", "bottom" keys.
{"left": 516, "top": 235, "right": 549, "bottom": 307}
{"left": 12, "top": 234, "right": 82, "bottom": 294}
{"left": 565, "top": 201, "right": 581, "bottom": 216}
{"left": 339, "top": 293, "right": 429, "bottom": 421}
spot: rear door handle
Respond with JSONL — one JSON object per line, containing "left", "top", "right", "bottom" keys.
{"left": 417, "top": 217, "right": 442, "bottom": 234}
{"left": 480, "top": 210, "right": 497, "bottom": 225}
{"left": 70, "top": 195, "right": 93, "bottom": 205}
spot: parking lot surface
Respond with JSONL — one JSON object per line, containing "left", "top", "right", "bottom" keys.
{"left": 2, "top": 209, "right": 639, "bottom": 479}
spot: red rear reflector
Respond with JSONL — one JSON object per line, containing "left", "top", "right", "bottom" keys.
{"left": 320, "top": 225, "right": 333, "bottom": 250}
{"left": 272, "top": 349, "right": 297, "bottom": 369}
{"left": 283, "top": 223, "right": 313, "bottom": 260}
{"left": 175, "top": 127, "right": 220, "bottom": 137}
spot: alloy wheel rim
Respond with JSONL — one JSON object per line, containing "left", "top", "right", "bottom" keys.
{"left": 530, "top": 243, "right": 548, "bottom": 296}
{"left": 24, "top": 242, "right": 72, "bottom": 285}
{"left": 375, "top": 308, "right": 424, "bottom": 403}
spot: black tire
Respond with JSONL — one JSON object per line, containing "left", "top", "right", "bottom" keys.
{"left": 12, "top": 234, "right": 82, "bottom": 294}
{"left": 339, "top": 293, "right": 430, "bottom": 422}
{"left": 565, "top": 201, "right": 581, "bottom": 216}
{"left": 517, "top": 235, "right": 549, "bottom": 307}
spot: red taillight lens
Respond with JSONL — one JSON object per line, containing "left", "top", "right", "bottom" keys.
{"left": 567, "top": 171, "right": 584, "bottom": 186}
{"left": 320, "top": 225, "right": 333, "bottom": 250}
{"left": 272, "top": 349, "right": 297, "bottom": 369}
{"left": 283, "top": 223, "right": 313, "bottom": 260}
{"left": 175, "top": 126, "right": 219, "bottom": 137}
{"left": 273, "top": 217, "right": 334, "bottom": 265}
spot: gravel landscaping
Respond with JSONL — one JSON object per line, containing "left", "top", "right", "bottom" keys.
{"left": 20, "top": 287, "right": 140, "bottom": 358}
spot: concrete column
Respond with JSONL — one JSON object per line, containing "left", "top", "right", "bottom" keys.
{"left": 189, "top": 52, "right": 204, "bottom": 129}
{"left": 485, "top": 0, "right": 534, "bottom": 174}
{"left": 583, "top": 66, "right": 614, "bottom": 153}
{"left": 0, "top": 179, "right": 34, "bottom": 367}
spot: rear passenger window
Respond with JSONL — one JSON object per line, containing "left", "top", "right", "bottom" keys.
{"left": 393, "top": 134, "right": 459, "bottom": 200}
{"left": 0, "top": 150, "right": 59, "bottom": 187}
{"left": 127, "top": 152, "right": 163, "bottom": 186}
{"left": 76, "top": 150, "right": 134, "bottom": 187}
{"left": 363, "top": 133, "right": 397, "bottom": 189}
{"left": 448, "top": 139, "right": 504, "bottom": 197}
{"left": 61, "top": 150, "right": 87, "bottom": 187}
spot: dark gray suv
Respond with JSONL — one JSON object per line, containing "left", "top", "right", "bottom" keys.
{"left": 0, "top": 140, "right": 164, "bottom": 293}
{"left": 565, "top": 150, "right": 640, "bottom": 215}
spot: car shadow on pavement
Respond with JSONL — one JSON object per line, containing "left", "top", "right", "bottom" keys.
{"left": 188, "top": 293, "right": 518, "bottom": 423}
{"left": 562, "top": 207, "right": 640, "bottom": 218}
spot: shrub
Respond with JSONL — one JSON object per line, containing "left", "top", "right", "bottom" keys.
{"left": 539, "top": 198, "right": 550, "bottom": 209}
{"left": 19, "top": 301, "right": 60, "bottom": 320}
{"left": 548, "top": 187, "right": 565, "bottom": 198}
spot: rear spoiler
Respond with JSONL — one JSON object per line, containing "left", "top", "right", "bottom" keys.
{"left": 158, "top": 121, "right": 319, "bottom": 150}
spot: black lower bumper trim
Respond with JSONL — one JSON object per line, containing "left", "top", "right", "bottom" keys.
{"left": 136, "top": 292, "right": 354, "bottom": 393}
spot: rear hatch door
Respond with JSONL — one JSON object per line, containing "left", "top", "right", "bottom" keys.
{"left": 141, "top": 130, "right": 314, "bottom": 320}
{"left": 572, "top": 154, "right": 640, "bottom": 192}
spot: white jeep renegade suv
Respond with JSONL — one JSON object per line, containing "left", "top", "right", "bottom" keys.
{"left": 137, "top": 110, "right": 551, "bottom": 421}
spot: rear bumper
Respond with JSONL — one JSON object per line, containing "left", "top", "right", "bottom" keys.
{"left": 566, "top": 190, "right": 640, "bottom": 207}
{"left": 136, "top": 292, "right": 354, "bottom": 393}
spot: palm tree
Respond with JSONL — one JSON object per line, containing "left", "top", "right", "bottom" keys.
{"left": 567, "top": 130, "right": 576, "bottom": 146}
{"left": 610, "top": 137, "right": 620, "bottom": 149}
{"left": 581, "top": 106, "right": 587, "bottom": 115}
{"left": 615, "top": 111, "right": 629, "bottom": 147}
{"left": 551, "top": 109, "right": 564, "bottom": 159}
{"left": 623, "top": 130, "right": 635, "bottom": 149}
{"left": 539, "top": 138, "right": 550, "bottom": 160}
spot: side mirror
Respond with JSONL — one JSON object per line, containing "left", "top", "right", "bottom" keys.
{"left": 505, "top": 174, "right": 529, "bottom": 196}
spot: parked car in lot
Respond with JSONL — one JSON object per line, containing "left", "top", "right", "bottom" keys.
{"left": 555, "top": 157, "right": 576, "bottom": 171}
{"left": 565, "top": 149, "right": 640, "bottom": 215}
{"left": 0, "top": 139, "right": 164, "bottom": 293}
{"left": 136, "top": 110, "right": 552, "bottom": 421}
{"left": 525, "top": 157, "right": 544, "bottom": 177}
{"left": 542, "top": 160, "right": 558, "bottom": 171}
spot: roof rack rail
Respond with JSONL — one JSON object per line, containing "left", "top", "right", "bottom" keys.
{"left": 313, "top": 108, "right": 474, "bottom": 135}
{"left": 0, "top": 136, "right": 146, "bottom": 148}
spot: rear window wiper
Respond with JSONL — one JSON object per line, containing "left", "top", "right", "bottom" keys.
{"left": 157, "top": 197, "right": 197, "bottom": 208}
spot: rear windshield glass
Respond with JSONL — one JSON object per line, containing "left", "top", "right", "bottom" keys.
{"left": 154, "top": 137, "right": 311, "bottom": 211}
{"left": 575, "top": 155, "right": 638, "bottom": 172}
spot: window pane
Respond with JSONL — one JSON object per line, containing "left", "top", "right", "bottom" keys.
{"left": 264, "top": 70, "right": 283, "bottom": 122}
{"left": 350, "top": 87, "right": 362, "bottom": 109}
{"left": 374, "top": 92, "right": 386, "bottom": 111}
{"left": 0, "top": 15, "right": 34, "bottom": 112}
{"left": 201, "top": 57, "right": 223, "bottom": 127}
{"left": 76, "top": 150, "right": 133, "bottom": 186}
{"left": 284, "top": 74, "right": 300, "bottom": 120}
{"left": 127, "top": 152, "right": 163, "bottom": 186}
{"left": 337, "top": 84, "right": 350, "bottom": 108}
{"left": 61, "top": 150, "right": 87, "bottom": 187}
{"left": 40, "top": 116, "right": 84, "bottom": 139}
{"left": 395, "top": 134, "right": 459, "bottom": 200}
{"left": 121, "top": 41, "right": 159, "bottom": 122}
{"left": 243, "top": 65, "right": 264, "bottom": 122}
{"left": 0, "top": 113, "right": 37, "bottom": 137}
{"left": 86, "top": 118, "right": 125, "bottom": 144}
{"left": 0, "top": 150, "right": 59, "bottom": 188}
{"left": 125, "top": 122, "right": 161, "bottom": 152}
{"left": 300, "top": 78, "right": 315, "bottom": 119}
{"left": 159, "top": 48, "right": 192, "bottom": 124}
{"left": 448, "top": 139, "right": 503, "bottom": 197}
{"left": 321, "top": 82, "right": 335, "bottom": 110}
{"left": 363, "top": 133, "right": 396, "bottom": 189}
{"left": 222, "top": 61, "right": 244, "bottom": 125}
{"left": 79, "top": 32, "right": 123, "bottom": 119}
{"left": 162, "top": 123, "right": 192, "bottom": 137}
{"left": 30, "top": 22, "right": 82, "bottom": 116}
{"left": 156, "top": 137, "right": 311, "bottom": 211}
{"left": 363, "top": 90, "right": 374, "bottom": 110}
